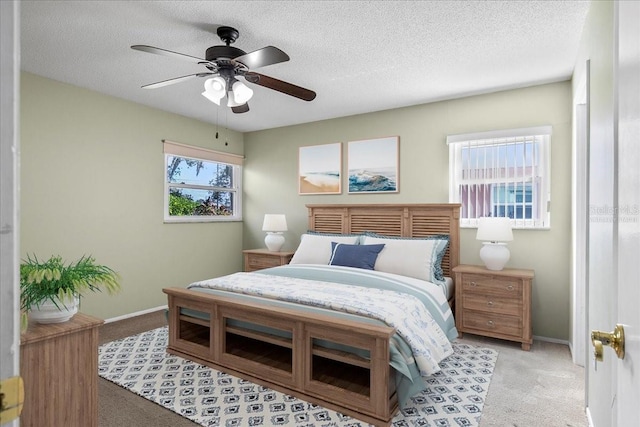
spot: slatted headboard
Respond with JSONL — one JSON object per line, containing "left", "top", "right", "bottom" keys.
{"left": 307, "top": 204, "right": 461, "bottom": 278}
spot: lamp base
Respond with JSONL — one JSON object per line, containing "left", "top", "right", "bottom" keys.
{"left": 479, "top": 242, "right": 510, "bottom": 271}
{"left": 265, "top": 232, "right": 285, "bottom": 252}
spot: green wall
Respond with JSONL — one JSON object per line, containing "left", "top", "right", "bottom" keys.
{"left": 244, "top": 82, "right": 573, "bottom": 340}
{"left": 20, "top": 72, "right": 244, "bottom": 320}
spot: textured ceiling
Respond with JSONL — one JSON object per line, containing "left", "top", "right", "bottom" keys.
{"left": 20, "top": 1, "right": 590, "bottom": 133}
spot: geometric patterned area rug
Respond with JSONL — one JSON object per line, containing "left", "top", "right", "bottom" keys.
{"left": 98, "top": 327, "right": 498, "bottom": 427}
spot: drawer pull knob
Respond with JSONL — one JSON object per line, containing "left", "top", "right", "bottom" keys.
{"left": 487, "top": 301, "right": 494, "bottom": 307}
{"left": 470, "top": 281, "right": 478, "bottom": 287}
{"left": 487, "top": 320, "right": 495, "bottom": 327}
{"left": 506, "top": 285, "right": 515, "bottom": 291}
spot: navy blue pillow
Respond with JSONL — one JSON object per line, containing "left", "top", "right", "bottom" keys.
{"left": 329, "top": 242, "right": 385, "bottom": 270}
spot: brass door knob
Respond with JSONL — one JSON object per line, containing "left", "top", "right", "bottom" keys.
{"left": 593, "top": 339, "right": 604, "bottom": 362}
{"left": 591, "top": 324, "right": 625, "bottom": 361}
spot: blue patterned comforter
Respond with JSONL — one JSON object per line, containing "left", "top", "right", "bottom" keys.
{"left": 187, "top": 264, "right": 458, "bottom": 405}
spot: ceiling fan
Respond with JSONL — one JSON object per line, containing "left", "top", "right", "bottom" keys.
{"left": 131, "top": 26, "right": 316, "bottom": 114}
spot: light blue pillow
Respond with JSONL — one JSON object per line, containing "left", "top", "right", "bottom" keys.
{"left": 329, "top": 242, "right": 385, "bottom": 270}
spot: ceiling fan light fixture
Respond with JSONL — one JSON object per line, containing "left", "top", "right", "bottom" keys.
{"left": 202, "top": 77, "right": 226, "bottom": 105}
{"left": 231, "top": 81, "right": 253, "bottom": 105}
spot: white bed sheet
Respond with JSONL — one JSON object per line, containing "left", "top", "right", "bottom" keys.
{"left": 444, "top": 276, "right": 454, "bottom": 300}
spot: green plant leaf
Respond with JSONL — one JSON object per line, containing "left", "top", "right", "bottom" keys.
{"left": 20, "top": 254, "right": 121, "bottom": 311}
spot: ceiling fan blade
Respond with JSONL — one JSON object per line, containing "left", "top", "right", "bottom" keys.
{"left": 234, "top": 46, "right": 290, "bottom": 69}
{"left": 131, "top": 45, "right": 208, "bottom": 64}
{"left": 231, "top": 103, "right": 250, "bottom": 114}
{"left": 141, "top": 73, "right": 214, "bottom": 89}
{"left": 244, "top": 72, "right": 316, "bottom": 101}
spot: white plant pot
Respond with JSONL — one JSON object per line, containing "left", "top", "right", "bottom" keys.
{"left": 29, "top": 295, "right": 79, "bottom": 324}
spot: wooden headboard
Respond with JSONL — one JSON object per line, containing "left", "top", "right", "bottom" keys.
{"left": 306, "top": 204, "right": 461, "bottom": 278}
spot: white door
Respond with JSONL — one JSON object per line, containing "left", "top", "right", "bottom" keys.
{"left": 587, "top": 1, "right": 640, "bottom": 426}
{"left": 613, "top": 1, "right": 640, "bottom": 424}
{"left": 0, "top": 1, "right": 21, "bottom": 427}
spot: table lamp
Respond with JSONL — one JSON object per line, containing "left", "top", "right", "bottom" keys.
{"left": 476, "top": 217, "right": 513, "bottom": 271}
{"left": 262, "top": 214, "right": 287, "bottom": 252}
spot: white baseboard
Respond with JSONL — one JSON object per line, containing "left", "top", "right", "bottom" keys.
{"left": 104, "top": 305, "right": 167, "bottom": 324}
{"left": 533, "top": 334, "right": 571, "bottom": 346}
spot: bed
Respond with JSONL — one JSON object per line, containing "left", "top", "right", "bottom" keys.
{"left": 163, "top": 203, "right": 460, "bottom": 426}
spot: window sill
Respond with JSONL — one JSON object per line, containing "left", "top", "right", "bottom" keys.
{"left": 460, "top": 224, "right": 551, "bottom": 231}
{"left": 163, "top": 216, "right": 242, "bottom": 224}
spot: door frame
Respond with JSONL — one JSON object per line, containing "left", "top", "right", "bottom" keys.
{"left": 0, "top": 1, "right": 21, "bottom": 427}
{"left": 571, "top": 64, "right": 589, "bottom": 370}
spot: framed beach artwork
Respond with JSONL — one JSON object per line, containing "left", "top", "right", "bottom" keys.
{"left": 298, "top": 142, "right": 342, "bottom": 195}
{"left": 348, "top": 136, "right": 399, "bottom": 193}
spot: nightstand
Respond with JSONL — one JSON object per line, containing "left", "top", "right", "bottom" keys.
{"left": 453, "top": 264, "right": 534, "bottom": 350}
{"left": 243, "top": 248, "right": 295, "bottom": 272}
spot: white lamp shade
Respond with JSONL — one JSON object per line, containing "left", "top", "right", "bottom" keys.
{"left": 262, "top": 214, "right": 287, "bottom": 232}
{"left": 231, "top": 81, "right": 253, "bottom": 105}
{"left": 202, "top": 77, "right": 226, "bottom": 105}
{"left": 206, "top": 76, "right": 226, "bottom": 93}
{"left": 476, "top": 217, "right": 513, "bottom": 242}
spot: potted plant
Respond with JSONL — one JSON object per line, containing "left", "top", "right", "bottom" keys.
{"left": 20, "top": 254, "right": 121, "bottom": 324}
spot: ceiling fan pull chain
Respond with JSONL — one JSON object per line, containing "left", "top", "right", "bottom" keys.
{"left": 215, "top": 108, "right": 219, "bottom": 139}
{"left": 225, "top": 108, "right": 229, "bottom": 146}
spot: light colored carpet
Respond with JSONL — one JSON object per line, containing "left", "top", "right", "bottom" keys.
{"left": 99, "top": 326, "right": 498, "bottom": 426}
{"left": 460, "top": 334, "right": 587, "bottom": 427}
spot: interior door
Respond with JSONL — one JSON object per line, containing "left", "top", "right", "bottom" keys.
{"left": 614, "top": 1, "right": 640, "bottom": 424}
{"left": 587, "top": 1, "right": 640, "bottom": 425}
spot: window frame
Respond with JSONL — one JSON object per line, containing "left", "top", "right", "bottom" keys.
{"left": 447, "top": 126, "right": 551, "bottom": 229}
{"left": 163, "top": 140, "right": 243, "bottom": 223}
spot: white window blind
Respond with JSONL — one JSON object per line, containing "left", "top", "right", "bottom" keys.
{"left": 447, "top": 126, "right": 551, "bottom": 229}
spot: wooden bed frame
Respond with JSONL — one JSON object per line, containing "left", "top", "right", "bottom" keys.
{"left": 163, "top": 203, "right": 460, "bottom": 426}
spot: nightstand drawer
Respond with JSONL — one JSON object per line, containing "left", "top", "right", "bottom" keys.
{"left": 461, "top": 274, "right": 522, "bottom": 298}
{"left": 243, "top": 249, "right": 295, "bottom": 272}
{"left": 247, "top": 254, "right": 283, "bottom": 270}
{"left": 461, "top": 294, "right": 522, "bottom": 316}
{"left": 462, "top": 311, "right": 522, "bottom": 338}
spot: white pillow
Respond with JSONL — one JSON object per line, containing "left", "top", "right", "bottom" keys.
{"left": 361, "top": 235, "right": 448, "bottom": 284}
{"left": 290, "top": 233, "right": 360, "bottom": 265}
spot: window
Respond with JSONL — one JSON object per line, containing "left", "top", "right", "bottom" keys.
{"left": 447, "top": 126, "right": 551, "bottom": 229}
{"left": 163, "top": 140, "right": 243, "bottom": 222}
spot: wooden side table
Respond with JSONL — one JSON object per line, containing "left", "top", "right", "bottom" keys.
{"left": 243, "top": 248, "right": 295, "bottom": 272}
{"left": 20, "top": 313, "right": 103, "bottom": 427}
{"left": 453, "top": 264, "right": 534, "bottom": 350}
